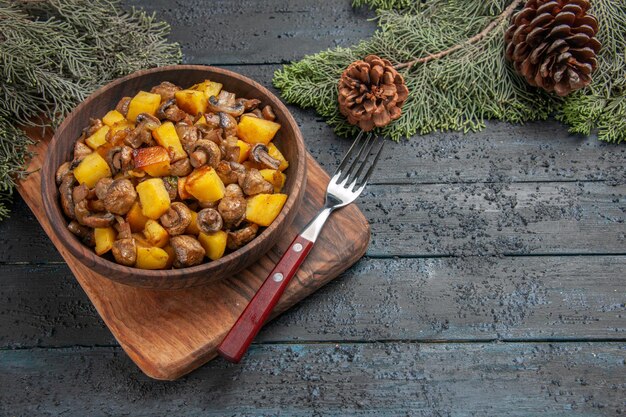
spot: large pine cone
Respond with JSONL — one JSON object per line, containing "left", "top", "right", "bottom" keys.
{"left": 505, "top": 0, "right": 601, "bottom": 96}
{"left": 338, "top": 55, "right": 409, "bottom": 131}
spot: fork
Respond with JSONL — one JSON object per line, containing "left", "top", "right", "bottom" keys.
{"left": 217, "top": 131, "right": 384, "bottom": 363}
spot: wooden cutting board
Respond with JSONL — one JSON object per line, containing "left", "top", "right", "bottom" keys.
{"left": 17, "top": 128, "right": 370, "bottom": 380}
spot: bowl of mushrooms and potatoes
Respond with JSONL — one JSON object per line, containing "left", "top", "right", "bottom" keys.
{"left": 42, "top": 65, "right": 306, "bottom": 289}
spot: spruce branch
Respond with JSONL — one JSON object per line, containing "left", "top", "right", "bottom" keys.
{"left": 275, "top": 0, "right": 626, "bottom": 144}
{"left": 0, "top": 0, "right": 181, "bottom": 219}
{"left": 394, "top": 0, "right": 523, "bottom": 69}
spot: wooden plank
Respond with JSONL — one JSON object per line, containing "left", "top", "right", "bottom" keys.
{"left": 122, "top": 0, "right": 377, "bottom": 65}
{"left": 1, "top": 342, "right": 624, "bottom": 416}
{"left": 3, "top": 256, "right": 625, "bottom": 348}
{"left": 362, "top": 181, "right": 625, "bottom": 257}
{"left": 7, "top": 178, "right": 622, "bottom": 263}
{"left": 2, "top": 63, "right": 624, "bottom": 263}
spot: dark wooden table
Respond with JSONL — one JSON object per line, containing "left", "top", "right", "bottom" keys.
{"left": 1, "top": 1, "right": 625, "bottom": 415}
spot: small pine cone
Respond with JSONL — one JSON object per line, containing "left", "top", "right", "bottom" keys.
{"left": 338, "top": 55, "right": 409, "bottom": 131}
{"left": 505, "top": 0, "right": 601, "bottom": 96}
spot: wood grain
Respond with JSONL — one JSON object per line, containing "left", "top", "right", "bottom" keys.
{"left": 16, "top": 133, "right": 369, "bottom": 380}
{"left": 2, "top": 0, "right": 626, "bottom": 413}
{"left": 122, "top": 0, "right": 377, "bottom": 65}
{"left": 3, "top": 256, "right": 625, "bottom": 348}
{"left": 6, "top": 177, "right": 625, "bottom": 263}
{"left": 2, "top": 342, "right": 624, "bottom": 416}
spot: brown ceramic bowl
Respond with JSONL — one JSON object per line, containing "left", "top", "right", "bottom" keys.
{"left": 42, "top": 65, "right": 307, "bottom": 289}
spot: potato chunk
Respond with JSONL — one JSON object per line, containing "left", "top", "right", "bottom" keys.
{"left": 110, "top": 120, "right": 135, "bottom": 135}
{"left": 235, "top": 139, "right": 251, "bottom": 163}
{"left": 198, "top": 230, "right": 228, "bottom": 261}
{"left": 126, "top": 201, "right": 149, "bottom": 233}
{"left": 73, "top": 152, "right": 112, "bottom": 188}
{"left": 237, "top": 115, "right": 281, "bottom": 145}
{"left": 135, "top": 246, "right": 170, "bottom": 270}
{"left": 185, "top": 210, "right": 201, "bottom": 235}
{"left": 185, "top": 166, "right": 225, "bottom": 203}
{"left": 175, "top": 89, "right": 207, "bottom": 116}
{"left": 193, "top": 80, "right": 223, "bottom": 99}
{"left": 245, "top": 193, "right": 288, "bottom": 226}
{"left": 127, "top": 91, "right": 162, "bottom": 122}
{"left": 102, "top": 110, "right": 125, "bottom": 127}
{"left": 143, "top": 219, "right": 170, "bottom": 247}
{"left": 267, "top": 143, "right": 289, "bottom": 171}
{"left": 134, "top": 146, "right": 171, "bottom": 177}
{"left": 177, "top": 176, "right": 193, "bottom": 200}
{"left": 94, "top": 227, "right": 116, "bottom": 255}
{"left": 136, "top": 178, "right": 171, "bottom": 219}
{"left": 153, "top": 121, "right": 187, "bottom": 161}
{"left": 85, "top": 125, "right": 110, "bottom": 150}
{"left": 259, "top": 169, "right": 286, "bottom": 193}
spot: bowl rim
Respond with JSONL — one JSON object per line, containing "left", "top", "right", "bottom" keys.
{"left": 41, "top": 64, "right": 307, "bottom": 282}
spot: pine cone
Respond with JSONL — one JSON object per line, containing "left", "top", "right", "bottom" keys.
{"left": 505, "top": 0, "right": 601, "bottom": 96}
{"left": 338, "top": 55, "right": 409, "bottom": 131}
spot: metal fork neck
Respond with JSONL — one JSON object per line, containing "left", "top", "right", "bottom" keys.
{"left": 300, "top": 207, "right": 334, "bottom": 242}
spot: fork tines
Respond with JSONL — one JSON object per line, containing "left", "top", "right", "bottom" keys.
{"left": 334, "top": 131, "right": 384, "bottom": 190}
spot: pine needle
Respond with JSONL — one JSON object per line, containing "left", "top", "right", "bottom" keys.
{"left": 0, "top": 0, "right": 181, "bottom": 220}
{"left": 274, "top": 0, "right": 626, "bottom": 144}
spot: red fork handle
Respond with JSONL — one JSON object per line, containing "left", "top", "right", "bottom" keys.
{"left": 217, "top": 234, "right": 314, "bottom": 363}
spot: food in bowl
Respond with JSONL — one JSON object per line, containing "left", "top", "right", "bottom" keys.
{"left": 55, "top": 80, "right": 290, "bottom": 270}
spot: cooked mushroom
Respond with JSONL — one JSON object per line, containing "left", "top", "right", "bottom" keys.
{"left": 157, "top": 98, "right": 189, "bottom": 122}
{"left": 196, "top": 208, "right": 223, "bottom": 234}
{"left": 72, "top": 183, "right": 90, "bottom": 204}
{"left": 94, "top": 177, "right": 114, "bottom": 200}
{"left": 175, "top": 123, "right": 200, "bottom": 154}
{"left": 250, "top": 143, "right": 281, "bottom": 170}
{"left": 197, "top": 200, "right": 219, "bottom": 209}
{"left": 162, "top": 176, "right": 178, "bottom": 201}
{"left": 106, "top": 127, "right": 131, "bottom": 147}
{"left": 262, "top": 105, "right": 276, "bottom": 121}
{"left": 56, "top": 162, "right": 72, "bottom": 185}
{"left": 216, "top": 161, "right": 246, "bottom": 185}
{"left": 136, "top": 113, "right": 161, "bottom": 130}
{"left": 170, "top": 235, "right": 205, "bottom": 268}
{"left": 227, "top": 223, "right": 259, "bottom": 250}
{"left": 218, "top": 112, "right": 238, "bottom": 137}
{"left": 106, "top": 146, "right": 134, "bottom": 175}
{"left": 160, "top": 202, "right": 192, "bottom": 236}
{"left": 200, "top": 112, "right": 221, "bottom": 129}
{"left": 102, "top": 179, "right": 137, "bottom": 215}
{"left": 115, "top": 97, "right": 132, "bottom": 117}
{"left": 59, "top": 174, "right": 76, "bottom": 219}
{"left": 83, "top": 118, "right": 103, "bottom": 137}
{"left": 73, "top": 140, "right": 92, "bottom": 162}
{"left": 150, "top": 81, "right": 180, "bottom": 101}
{"left": 112, "top": 238, "right": 136, "bottom": 266}
{"left": 114, "top": 216, "right": 132, "bottom": 240}
{"left": 207, "top": 95, "right": 244, "bottom": 117}
{"left": 125, "top": 113, "right": 160, "bottom": 148}
{"left": 237, "top": 98, "right": 261, "bottom": 111}
{"left": 67, "top": 220, "right": 95, "bottom": 247}
{"left": 89, "top": 199, "right": 106, "bottom": 213}
{"left": 170, "top": 158, "right": 193, "bottom": 177}
{"left": 75, "top": 199, "right": 115, "bottom": 228}
{"left": 220, "top": 136, "right": 241, "bottom": 162}
{"left": 218, "top": 184, "right": 246, "bottom": 228}
{"left": 243, "top": 110, "right": 263, "bottom": 119}
{"left": 239, "top": 168, "right": 274, "bottom": 196}
{"left": 201, "top": 127, "right": 222, "bottom": 145}
{"left": 189, "top": 139, "right": 221, "bottom": 168}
